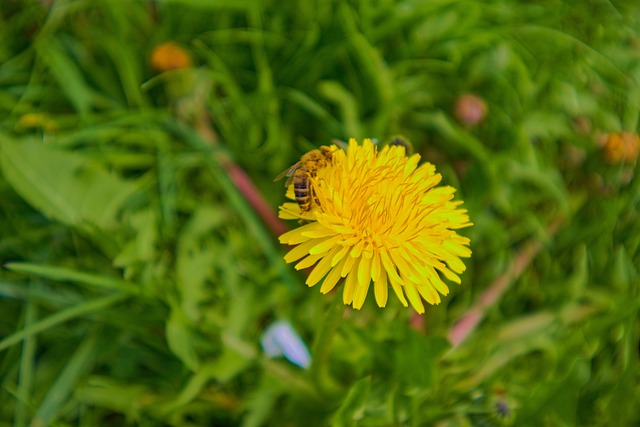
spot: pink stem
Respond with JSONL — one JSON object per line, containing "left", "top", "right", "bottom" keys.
{"left": 226, "top": 163, "right": 289, "bottom": 236}
{"left": 448, "top": 218, "right": 563, "bottom": 348}
{"left": 195, "top": 116, "right": 289, "bottom": 237}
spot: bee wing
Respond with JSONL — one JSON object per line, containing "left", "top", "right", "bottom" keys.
{"left": 330, "top": 139, "right": 349, "bottom": 151}
{"left": 274, "top": 162, "right": 300, "bottom": 186}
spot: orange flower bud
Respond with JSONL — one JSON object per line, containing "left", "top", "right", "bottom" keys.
{"left": 150, "top": 42, "right": 193, "bottom": 72}
{"left": 602, "top": 132, "right": 640, "bottom": 164}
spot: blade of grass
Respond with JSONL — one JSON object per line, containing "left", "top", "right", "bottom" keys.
{"left": 0, "top": 281, "right": 81, "bottom": 307}
{"left": 15, "top": 300, "right": 38, "bottom": 427}
{"left": 418, "top": 110, "right": 492, "bottom": 163}
{"left": 31, "top": 330, "right": 100, "bottom": 427}
{"left": 5, "top": 263, "right": 140, "bottom": 295}
{"left": 317, "top": 81, "right": 361, "bottom": 139}
{"left": 160, "top": 0, "right": 255, "bottom": 10}
{"left": 281, "top": 88, "right": 343, "bottom": 136}
{"left": 0, "top": 293, "right": 126, "bottom": 353}
{"left": 34, "top": 37, "right": 93, "bottom": 118}
{"left": 247, "top": 5, "right": 283, "bottom": 154}
{"left": 341, "top": 5, "right": 394, "bottom": 136}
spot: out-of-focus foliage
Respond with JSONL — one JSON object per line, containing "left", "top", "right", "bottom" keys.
{"left": 0, "top": 0, "right": 639, "bottom": 426}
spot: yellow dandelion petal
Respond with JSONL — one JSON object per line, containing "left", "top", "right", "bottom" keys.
{"left": 379, "top": 247, "right": 403, "bottom": 283}
{"left": 279, "top": 226, "right": 314, "bottom": 245}
{"left": 435, "top": 262, "right": 462, "bottom": 284}
{"left": 388, "top": 248, "right": 414, "bottom": 279}
{"left": 404, "top": 283, "right": 425, "bottom": 314}
{"left": 353, "top": 276, "right": 371, "bottom": 309}
{"left": 306, "top": 246, "right": 342, "bottom": 287}
{"left": 343, "top": 261, "right": 359, "bottom": 305}
{"left": 341, "top": 254, "right": 357, "bottom": 277}
{"left": 300, "top": 222, "right": 337, "bottom": 239}
{"left": 373, "top": 270, "right": 388, "bottom": 307}
{"left": 443, "top": 240, "right": 472, "bottom": 266}
{"left": 350, "top": 241, "right": 364, "bottom": 258}
{"left": 284, "top": 240, "right": 318, "bottom": 263}
{"left": 295, "top": 254, "right": 323, "bottom": 270}
{"left": 417, "top": 282, "right": 441, "bottom": 305}
{"left": 278, "top": 203, "right": 302, "bottom": 220}
{"left": 411, "top": 162, "right": 437, "bottom": 184}
{"left": 358, "top": 254, "right": 372, "bottom": 287}
{"left": 403, "top": 155, "right": 420, "bottom": 177}
{"left": 430, "top": 276, "right": 450, "bottom": 298}
{"left": 445, "top": 256, "right": 467, "bottom": 274}
{"left": 278, "top": 139, "right": 472, "bottom": 314}
{"left": 320, "top": 257, "right": 346, "bottom": 294}
{"left": 370, "top": 252, "right": 382, "bottom": 282}
{"left": 331, "top": 245, "right": 350, "bottom": 267}
{"left": 308, "top": 235, "right": 342, "bottom": 255}
{"left": 388, "top": 274, "right": 408, "bottom": 307}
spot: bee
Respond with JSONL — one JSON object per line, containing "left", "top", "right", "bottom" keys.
{"left": 274, "top": 146, "right": 335, "bottom": 212}
{"left": 386, "top": 135, "right": 413, "bottom": 154}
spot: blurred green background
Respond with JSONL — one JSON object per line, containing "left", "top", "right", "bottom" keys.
{"left": 1, "top": 0, "right": 639, "bottom": 426}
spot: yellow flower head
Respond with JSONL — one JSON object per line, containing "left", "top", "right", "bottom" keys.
{"left": 278, "top": 138, "right": 472, "bottom": 314}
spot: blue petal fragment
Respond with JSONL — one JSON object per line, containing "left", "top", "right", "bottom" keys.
{"left": 260, "top": 321, "right": 311, "bottom": 369}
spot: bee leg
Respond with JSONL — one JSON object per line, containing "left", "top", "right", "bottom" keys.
{"left": 311, "top": 186, "right": 321, "bottom": 211}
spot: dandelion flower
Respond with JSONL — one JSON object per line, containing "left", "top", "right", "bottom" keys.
{"left": 278, "top": 138, "right": 472, "bottom": 314}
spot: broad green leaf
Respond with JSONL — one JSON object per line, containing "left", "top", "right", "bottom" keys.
{"left": 394, "top": 333, "right": 450, "bottom": 390}
{"left": 176, "top": 205, "right": 226, "bottom": 322}
{"left": 611, "top": 246, "right": 637, "bottom": 291}
{"left": 521, "top": 110, "right": 572, "bottom": 140}
{"left": 518, "top": 358, "right": 590, "bottom": 425}
{"left": 241, "top": 374, "right": 283, "bottom": 427}
{"left": 330, "top": 377, "right": 371, "bottom": 427}
{"left": 75, "top": 376, "right": 151, "bottom": 418}
{"left": 166, "top": 298, "right": 200, "bottom": 372}
{"left": 113, "top": 208, "right": 158, "bottom": 276}
{"left": 0, "top": 136, "right": 138, "bottom": 228}
{"left": 163, "top": 348, "right": 251, "bottom": 415}
{"left": 566, "top": 244, "right": 588, "bottom": 298}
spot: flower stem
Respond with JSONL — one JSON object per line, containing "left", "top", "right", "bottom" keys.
{"left": 448, "top": 217, "right": 564, "bottom": 348}
{"left": 194, "top": 114, "right": 289, "bottom": 237}
{"left": 310, "top": 293, "right": 344, "bottom": 396}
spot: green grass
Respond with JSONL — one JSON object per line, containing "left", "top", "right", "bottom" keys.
{"left": 1, "top": 0, "right": 639, "bottom": 426}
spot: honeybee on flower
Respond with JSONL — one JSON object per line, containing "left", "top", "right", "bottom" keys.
{"left": 274, "top": 146, "right": 337, "bottom": 213}
{"left": 278, "top": 138, "right": 472, "bottom": 314}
